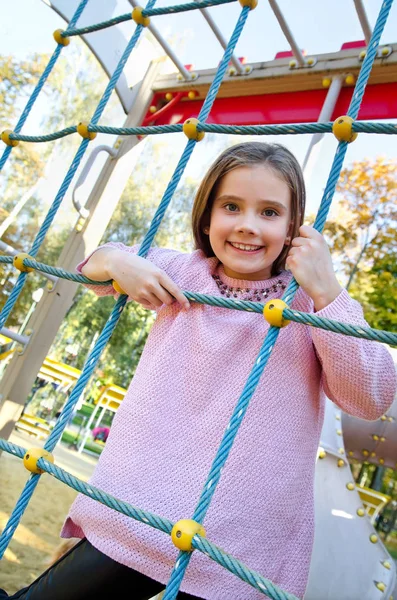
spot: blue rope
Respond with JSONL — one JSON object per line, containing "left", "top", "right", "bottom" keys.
{"left": 0, "top": 0, "right": 155, "bottom": 332}
{"left": 164, "top": 1, "right": 394, "bottom": 597}
{"left": 1, "top": 256, "right": 394, "bottom": 344}
{"left": 0, "top": 0, "right": 158, "bottom": 552}
{"left": 64, "top": 0, "right": 237, "bottom": 37}
{"left": 9, "top": 121, "right": 397, "bottom": 145}
{"left": 0, "top": 0, "right": 89, "bottom": 174}
{"left": 0, "top": 295, "right": 127, "bottom": 557}
{"left": 139, "top": 6, "right": 250, "bottom": 260}
{"left": 0, "top": 437, "right": 298, "bottom": 599}
{"left": 162, "top": 7, "right": 251, "bottom": 599}
{"left": 0, "top": 2, "right": 394, "bottom": 599}
{"left": 191, "top": 0, "right": 393, "bottom": 524}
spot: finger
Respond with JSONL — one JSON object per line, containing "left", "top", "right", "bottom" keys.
{"left": 291, "top": 236, "right": 311, "bottom": 247}
{"left": 156, "top": 285, "right": 177, "bottom": 307}
{"left": 299, "top": 225, "right": 322, "bottom": 240}
{"left": 144, "top": 292, "right": 164, "bottom": 308}
{"left": 159, "top": 273, "right": 190, "bottom": 309}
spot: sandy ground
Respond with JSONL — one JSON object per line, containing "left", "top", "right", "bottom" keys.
{"left": 0, "top": 430, "right": 98, "bottom": 594}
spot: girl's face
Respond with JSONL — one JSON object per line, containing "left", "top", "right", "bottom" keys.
{"left": 208, "top": 165, "right": 292, "bottom": 280}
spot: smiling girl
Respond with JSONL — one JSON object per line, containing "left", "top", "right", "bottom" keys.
{"left": 3, "top": 142, "right": 395, "bottom": 600}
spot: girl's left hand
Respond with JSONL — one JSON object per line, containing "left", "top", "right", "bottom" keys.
{"left": 286, "top": 225, "right": 343, "bottom": 311}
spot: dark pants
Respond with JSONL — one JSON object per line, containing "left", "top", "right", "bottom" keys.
{"left": 0, "top": 539, "right": 201, "bottom": 600}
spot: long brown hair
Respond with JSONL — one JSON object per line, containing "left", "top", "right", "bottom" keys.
{"left": 192, "top": 141, "right": 306, "bottom": 275}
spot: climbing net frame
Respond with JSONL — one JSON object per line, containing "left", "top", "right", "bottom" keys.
{"left": 0, "top": 1, "right": 396, "bottom": 599}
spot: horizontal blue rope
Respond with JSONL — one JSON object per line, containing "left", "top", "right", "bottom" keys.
{"left": 64, "top": 0, "right": 236, "bottom": 38}
{"left": 7, "top": 121, "right": 397, "bottom": 145}
{"left": 1, "top": 255, "right": 394, "bottom": 344}
{"left": 0, "top": 438, "right": 297, "bottom": 600}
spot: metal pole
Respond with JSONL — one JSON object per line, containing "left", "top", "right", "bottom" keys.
{"left": 197, "top": 6, "right": 244, "bottom": 74}
{"left": 128, "top": 0, "right": 193, "bottom": 80}
{"left": 268, "top": 0, "right": 305, "bottom": 66}
{"left": 0, "top": 328, "right": 30, "bottom": 346}
{"left": 302, "top": 76, "right": 343, "bottom": 173}
{"left": 353, "top": 0, "right": 372, "bottom": 45}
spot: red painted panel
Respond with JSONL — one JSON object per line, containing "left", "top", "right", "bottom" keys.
{"left": 340, "top": 40, "right": 366, "bottom": 50}
{"left": 144, "top": 83, "right": 397, "bottom": 126}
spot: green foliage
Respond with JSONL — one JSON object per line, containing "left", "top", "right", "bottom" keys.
{"left": 324, "top": 157, "right": 397, "bottom": 333}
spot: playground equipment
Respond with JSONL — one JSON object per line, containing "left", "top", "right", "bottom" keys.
{"left": 0, "top": 0, "right": 397, "bottom": 598}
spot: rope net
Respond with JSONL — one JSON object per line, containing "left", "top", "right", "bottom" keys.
{"left": 0, "top": 1, "right": 395, "bottom": 598}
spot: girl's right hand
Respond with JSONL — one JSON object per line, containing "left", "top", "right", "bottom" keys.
{"left": 104, "top": 249, "right": 190, "bottom": 311}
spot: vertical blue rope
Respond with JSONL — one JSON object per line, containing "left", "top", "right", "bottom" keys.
{"left": 284, "top": 0, "right": 392, "bottom": 304}
{"left": 161, "top": 7, "right": 251, "bottom": 600}
{"left": 139, "top": 5, "right": 250, "bottom": 258}
{"left": 0, "top": 0, "right": 156, "bottom": 332}
{"left": 0, "top": 0, "right": 157, "bottom": 554}
{"left": 163, "top": 1, "right": 393, "bottom": 598}
{"left": 0, "top": 0, "right": 89, "bottom": 174}
{"left": 0, "top": 295, "right": 128, "bottom": 557}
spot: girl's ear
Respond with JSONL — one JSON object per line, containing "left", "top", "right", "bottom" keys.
{"left": 203, "top": 226, "right": 210, "bottom": 235}
{"left": 285, "top": 222, "right": 294, "bottom": 244}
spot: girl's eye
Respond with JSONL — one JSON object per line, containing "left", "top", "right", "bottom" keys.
{"left": 263, "top": 209, "right": 278, "bottom": 217}
{"left": 225, "top": 203, "right": 239, "bottom": 212}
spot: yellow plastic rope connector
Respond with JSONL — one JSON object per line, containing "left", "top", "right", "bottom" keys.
{"left": 263, "top": 299, "right": 290, "bottom": 328}
{"left": 1, "top": 130, "right": 19, "bottom": 147}
{"left": 171, "top": 519, "right": 206, "bottom": 552}
{"left": 77, "top": 122, "right": 97, "bottom": 140}
{"left": 23, "top": 447, "right": 54, "bottom": 474}
{"left": 182, "top": 118, "right": 205, "bottom": 142}
{"left": 332, "top": 116, "right": 358, "bottom": 143}
{"left": 13, "top": 253, "right": 34, "bottom": 273}
{"left": 131, "top": 6, "right": 150, "bottom": 27}
{"left": 53, "top": 29, "right": 70, "bottom": 46}
{"left": 112, "top": 281, "right": 127, "bottom": 295}
{"left": 238, "top": 0, "right": 258, "bottom": 9}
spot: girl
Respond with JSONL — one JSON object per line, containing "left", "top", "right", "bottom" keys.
{"left": 2, "top": 142, "right": 396, "bottom": 600}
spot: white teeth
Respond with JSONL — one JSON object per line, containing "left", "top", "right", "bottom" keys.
{"left": 230, "top": 242, "right": 262, "bottom": 251}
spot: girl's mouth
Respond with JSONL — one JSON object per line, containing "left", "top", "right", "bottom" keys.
{"left": 228, "top": 241, "right": 264, "bottom": 254}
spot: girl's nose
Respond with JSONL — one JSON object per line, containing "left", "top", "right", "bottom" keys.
{"left": 236, "top": 216, "right": 259, "bottom": 235}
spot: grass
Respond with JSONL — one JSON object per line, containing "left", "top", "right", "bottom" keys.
{"left": 61, "top": 429, "right": 103, "bottom": 455}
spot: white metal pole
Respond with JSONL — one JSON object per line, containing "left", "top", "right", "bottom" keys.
{"left": 77, "top": 402, "right": 103, "bottom": 453}
{"left": 198, "top": 7, "right": 244, "bottom": 74}
{"left": 353, "top": 0, "right": 372, "bottom": 45}
{"left": 128, "top": 0, "right": 193, "bottom": 80}
{"left": 302, "top": 76, "right": 343, "bottom": 173}
{"left": 268, "top": 0, "right": 305, "bottom": 66}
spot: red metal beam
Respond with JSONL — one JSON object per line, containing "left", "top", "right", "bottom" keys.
{"left": 143, "top": 82, "right": 397, "bottom": 126}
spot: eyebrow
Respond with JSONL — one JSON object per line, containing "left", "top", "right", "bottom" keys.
{"left": 215, "top": 194, "right": 288, "bottom": 211}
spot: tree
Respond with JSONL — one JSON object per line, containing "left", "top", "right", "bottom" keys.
{"left": 323, "top": 157, "right": 397, "bottom": 332}
{"left": 0, "top": 44, "right": 120, "bottom": 329}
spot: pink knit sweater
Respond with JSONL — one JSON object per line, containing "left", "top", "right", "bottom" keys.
{"left": 62, "top": 244, "right": 396, "bottom": 599}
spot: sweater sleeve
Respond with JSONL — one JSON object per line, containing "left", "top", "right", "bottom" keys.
{"left": 310, "top": 289, "right": 396, "bottom": 420}
{"left": 76, "top": 241, "right": 196, "bottom": 303}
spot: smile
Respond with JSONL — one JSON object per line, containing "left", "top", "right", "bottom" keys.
{"left": 228, "top": 242, "right": 264, "bottom": 252}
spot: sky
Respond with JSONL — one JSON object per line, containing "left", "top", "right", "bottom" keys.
{"left": 1, "top": 0, "right": 397, "bottom": 222}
